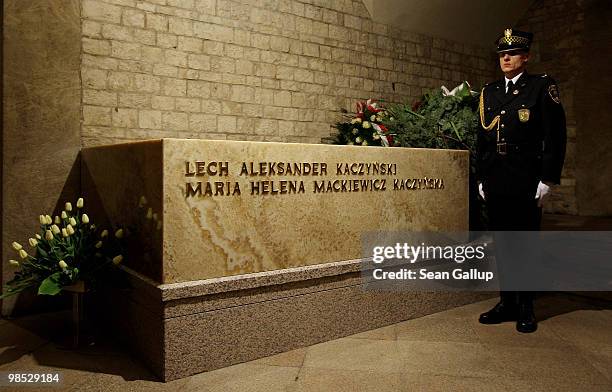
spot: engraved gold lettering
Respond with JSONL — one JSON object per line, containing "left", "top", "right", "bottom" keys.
{"left": 186, "top": 181, "right": 240, "bottom": 197}
{"left": 313, "top": 180, "right": 325, "bottom": 193}
{"left": 207, "top": 162, "right": 217, "bottom": 176}
{"left": 186, "top": 182, "right": 200, "bottom": 197}
{"left": 390, "top": 178, "right": 445, "bottom": 191}
{"left": 215, "top": 181, "right": 224, "bottom": 195}
{"left": 312, "top": 163, "right": 319, "bottom": 175}
{"left": 218, "top": 161, "right": 229, "bottom": 176}
{"left": 185, "top": 162, "right": 196, "bottom": 177}
{"left": 250, "top": 181, "right": 260, "bottom": 194}
{"left": 203, "top": 182, "right": 213, "bottom": 196}
{"left": 250, "top": 180, "right": 304, "bottom": 195}
{"left": 240, "top": 162, "right": 249, "bottom": 176}
{"left": 185, "top": 161, "right": 230, "bottom": 176}
{"left": 196, "top": 161, "right": 206, "bottom": 176}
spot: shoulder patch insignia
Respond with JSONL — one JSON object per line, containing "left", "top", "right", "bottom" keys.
{"left": 548, "top": 84, "right": 561, "bottom": 104}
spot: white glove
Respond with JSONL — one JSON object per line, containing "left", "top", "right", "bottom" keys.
{"left": 535, "top": 181, "right": 550, "bottom": 207}
{"left": 478, "top": 182, "right": 485, "bottom": 200}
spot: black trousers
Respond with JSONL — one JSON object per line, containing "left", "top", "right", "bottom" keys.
{"left": 486, "top": 195, "right": 542, "bottom": 308}
{"left": 486, "top": 195, "right": 542, "bottom": 231}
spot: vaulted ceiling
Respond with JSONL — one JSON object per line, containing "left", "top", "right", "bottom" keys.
{"left": 362, "top": 0, "right": 534, "bottom": 47}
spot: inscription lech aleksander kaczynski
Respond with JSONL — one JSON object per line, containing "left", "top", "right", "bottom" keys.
{"left": 184, "top": 161, "right": 444, "bottom": 198}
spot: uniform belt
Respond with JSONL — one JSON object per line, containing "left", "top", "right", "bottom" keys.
{"left": 496, "top": 142, "right": 543, "bottom": 155}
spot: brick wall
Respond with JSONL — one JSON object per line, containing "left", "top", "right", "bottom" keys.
{"left": 516, "top": 0, "right": 583, "bottom": 215}
{"left": 572, "top": 0, "right": 612, "bottom": 216}
{"left": 79, "top": 0, "right": 496, "bottom": 147}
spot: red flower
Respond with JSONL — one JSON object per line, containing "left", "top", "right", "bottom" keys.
{"left": 356, "top": 101, "right": 364, "bottom": 114}
{"left": 369, "top": 105, "right": 384, "bottom": 114}
{"left": 379, "top": 124, "right": 388, "bottom": 132}
{"left": 387, "top": 135, "right": 394, "bottom": 145}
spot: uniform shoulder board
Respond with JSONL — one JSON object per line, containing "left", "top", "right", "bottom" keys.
{"left": 536, "top": 73, "right": 561, "bottom": 103}
{"left": 530, "top": 73, "right": 550, "bottom": 81}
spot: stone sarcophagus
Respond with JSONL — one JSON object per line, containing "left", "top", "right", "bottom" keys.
{"left": 81, "top": 139, "right": 487, "bottom": 381}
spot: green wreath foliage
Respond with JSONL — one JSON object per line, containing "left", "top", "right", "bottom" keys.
{"left": 328, "top": 83, "right": 480, "bottom": 170}
{"left": 387, "top": 82, "right": 480, "bottom": 172}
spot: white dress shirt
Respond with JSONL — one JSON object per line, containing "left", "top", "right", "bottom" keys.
{"left": 505, "top": 72, "right": 523, "bottom": 93}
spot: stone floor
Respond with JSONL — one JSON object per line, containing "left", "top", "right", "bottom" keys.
{"left": 1, "top": 292, "right": 611, "bottom": 391}
{"left": 541, "top": 214, "right": 612, "bottom": 231}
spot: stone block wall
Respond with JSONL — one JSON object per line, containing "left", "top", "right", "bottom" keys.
{"left": 516, "top": 0, "right": 581, "bottom": 214}
{"left": 517, "top": 0, "right": 612, "bottom": 216}
{"left": 78, "top": 0, "right": 496, "bottom": 147}
{"left": 572, "top": 0, "right": 612, "bottom": 216}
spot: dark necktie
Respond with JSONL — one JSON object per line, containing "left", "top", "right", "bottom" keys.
{"left": 506, "top": 81, "right": 514, "bottom": 95}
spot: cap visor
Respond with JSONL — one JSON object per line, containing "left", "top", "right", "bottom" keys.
{"left": 496, "top": 48, "right": 529, "bottom": 53}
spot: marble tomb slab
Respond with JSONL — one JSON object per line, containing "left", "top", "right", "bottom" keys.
{"left": 82, "top": 139, "right": 468, "bottom": 284}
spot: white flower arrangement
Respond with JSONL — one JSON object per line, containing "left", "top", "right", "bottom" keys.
{"left": 1, "top": 197, "right": 125, "bottom": 298}
{"left": 333, "top": 98, "right": 397, "bottom": 147}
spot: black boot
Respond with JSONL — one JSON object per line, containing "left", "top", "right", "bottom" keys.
{"left": 479, "top": 292, "right": 517, "bottom": 324}
{"left": 516, "top": 293, "right": 537, "bottom": 333}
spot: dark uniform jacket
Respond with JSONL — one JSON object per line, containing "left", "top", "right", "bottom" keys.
{"left": 476, "top": 72, "right": 567, "bottom": 198}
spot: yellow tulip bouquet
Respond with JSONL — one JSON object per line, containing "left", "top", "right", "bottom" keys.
{"left": 1, "top": 197, "right": 125, "bottom": 298}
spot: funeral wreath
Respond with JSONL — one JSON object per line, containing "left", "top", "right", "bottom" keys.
{"left": 329, "top": 82, "right": 479, "bottom": 157}
{"left": 330, "top": 99, "right": 398, "bottom": 147}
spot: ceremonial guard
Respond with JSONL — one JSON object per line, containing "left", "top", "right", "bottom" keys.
{"left": 476, "top": 29, "right": 567, "bottom": 333}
